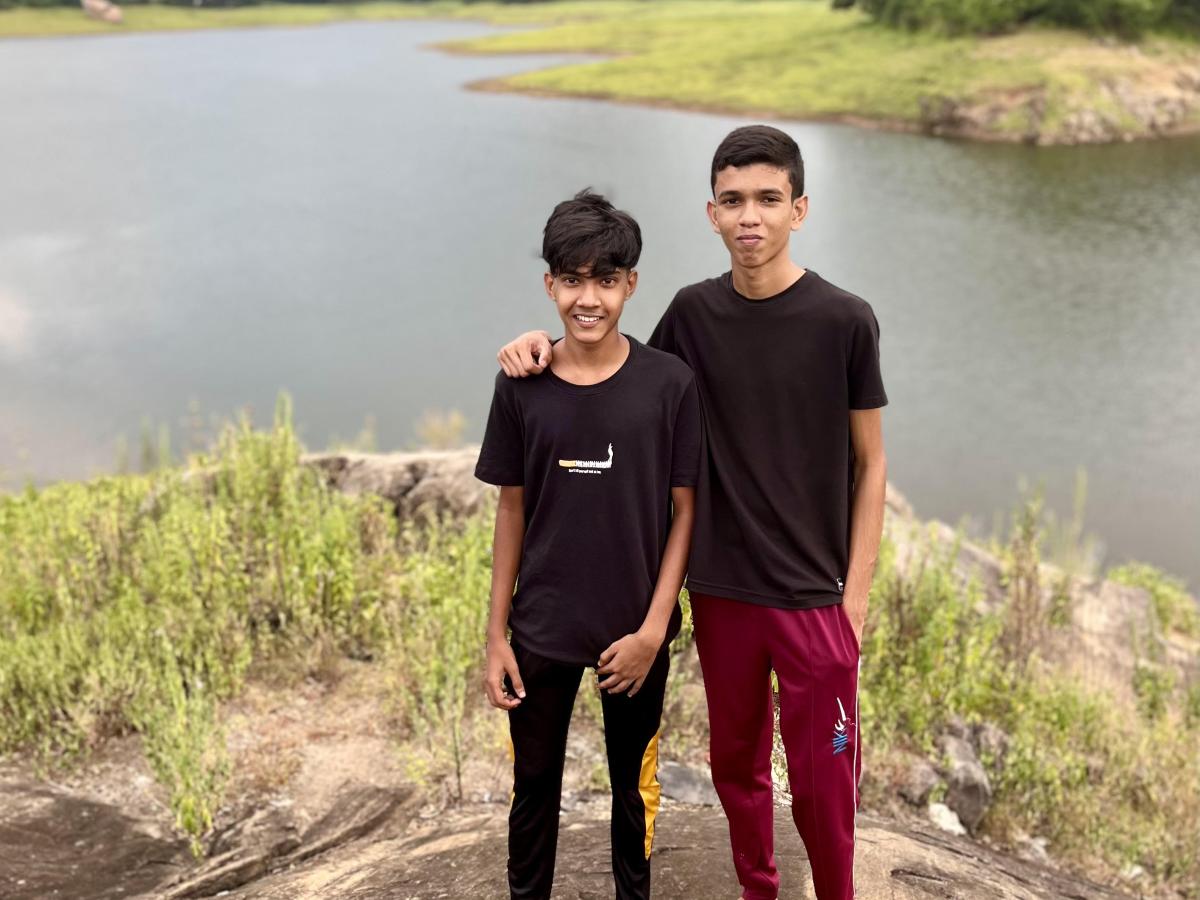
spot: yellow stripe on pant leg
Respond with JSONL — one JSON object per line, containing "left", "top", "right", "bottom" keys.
{"left": 639, "top": 730, "right": 662, "bottom": 860}
{"left": 508, "top": 727, "right": 516, "bottom": 808}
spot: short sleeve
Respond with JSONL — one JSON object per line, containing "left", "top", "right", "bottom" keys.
{"left": 474, "top": 373, "right": 525, "bottom": 486}
{"left": 669, "top": 377, "right": 703, "bottom": 488}
{"left": 848, "top": 303, "right": 888, "bottom": 410}
{"left": 647, "top": 297, "right": 679, "bottom": 357}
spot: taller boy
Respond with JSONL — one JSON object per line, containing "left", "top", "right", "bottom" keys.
{"left": 498, "top": 126, "right": 888, "bottom": 900}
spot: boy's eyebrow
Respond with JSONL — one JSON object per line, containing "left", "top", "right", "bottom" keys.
{"left": 718, "top": 188, "right": 785, "bottom": 199}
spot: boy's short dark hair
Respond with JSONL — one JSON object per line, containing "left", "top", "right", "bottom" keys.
{"left": 542, "top": 189, "right": 642, "bottom": 278}
{"left": 710, "top": 125, "right": 805, "bottom": 199}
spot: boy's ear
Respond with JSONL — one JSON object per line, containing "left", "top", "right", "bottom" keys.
{"left": 706, "top": 199, "right": 720, "bottom": 234}
{"left": 626, "top": 270, "right": 638, "bottom": 298}
{"left": 544, "top": 272, "right": 556, "bottom": 300}
{"left": 791, "top": 195, "right": 809, "bottom": 232}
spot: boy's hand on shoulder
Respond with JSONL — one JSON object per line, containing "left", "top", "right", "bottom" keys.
{"left": 596, "top": 628, "right": 663, "bottom": 697}
{"left": 484, "top": 637, "right": 525, "bottom": 710}
{"left": 498, "top": 331, "right": 553, "bottom": 378}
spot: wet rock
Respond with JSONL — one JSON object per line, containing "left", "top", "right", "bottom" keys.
{"left": 658, "top": 761, "right": 719, "bottom": 806}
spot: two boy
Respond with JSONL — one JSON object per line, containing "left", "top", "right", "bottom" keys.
{"left": 479, "top": 125, "right": 888, "bottom": 900}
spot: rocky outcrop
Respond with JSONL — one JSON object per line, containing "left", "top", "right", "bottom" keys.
{"left": 0, "top": 777, "right": 1132, "bottom": 899}
{"left": 917, "top": 63, "right": 1200, "bottom": 144}
{"left": 303, "top": 449, "right": 491, "bottom": 523}
{"left": 938, "top": 734, "right": 992, "bottom": 833}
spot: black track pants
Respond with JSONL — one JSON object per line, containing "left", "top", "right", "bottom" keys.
{"left": 507, "top": 641, "right": 670, "bottom": 900}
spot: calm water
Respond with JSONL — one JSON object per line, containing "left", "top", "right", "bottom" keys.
{"left": 1, "top": 21, "right": 1198, "bottom": 584}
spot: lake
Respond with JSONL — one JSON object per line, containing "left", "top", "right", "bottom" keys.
{"left": 1, "top": 19, "right": 1198, "bottom": 585}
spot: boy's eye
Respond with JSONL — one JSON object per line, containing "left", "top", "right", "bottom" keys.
{"left": 601, "top": 278, "right": 617, "bottom": 287}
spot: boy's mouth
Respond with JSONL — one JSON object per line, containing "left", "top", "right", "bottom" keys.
{"left": 572, "top": 313, "right": 603, "bottom": 327}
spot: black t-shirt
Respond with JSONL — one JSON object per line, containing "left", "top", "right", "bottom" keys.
{"left": 648, "top": 270, "right": 887, "bottom": 610}
{"left": 475, "top": 336, "right": 702, "bottom": 666}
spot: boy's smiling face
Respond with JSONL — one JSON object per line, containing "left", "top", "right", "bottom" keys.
{"left": 545, "top": 264, "right": 637, "bottom": 346}
{"left": 707, "top": 163, "right": 808, "bottom": 272}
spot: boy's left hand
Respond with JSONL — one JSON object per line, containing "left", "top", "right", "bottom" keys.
{"left": 597, "top": 629, "right": 662, "bottom": 697}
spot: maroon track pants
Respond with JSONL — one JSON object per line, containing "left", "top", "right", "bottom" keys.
{"left": 691, "top": 592, "right": 862, "bottom": 900}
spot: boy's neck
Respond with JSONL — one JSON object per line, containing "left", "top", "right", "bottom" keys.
{"left": 731, "top": 254, "right": 807, "bottom": 300}
{"left": 553, "top": 331, "right": 630, "bottom": 385}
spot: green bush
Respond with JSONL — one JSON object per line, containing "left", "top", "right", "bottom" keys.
{"left": 0, "top": 396, "right": 404, "bottom": 850}
{"left": 861, "top": 500, "right": 1200, "bottom": 887}
{"left": 844, "top": 0, "right": 1180, "bottom": 34}
{"left": 1108, "top": 561, "right": 1199, "bottom": 638}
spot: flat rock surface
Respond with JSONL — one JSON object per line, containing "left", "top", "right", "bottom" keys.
{"left": 225, "top": 803, "right": 1132, "bottom": 900}
{"left": 0, "top": 774, "right": 1133, "bottom": 899}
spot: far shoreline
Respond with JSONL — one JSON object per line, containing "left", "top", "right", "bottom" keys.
{"left": 4, "top": 2, "right": 1200, "bottom": 145}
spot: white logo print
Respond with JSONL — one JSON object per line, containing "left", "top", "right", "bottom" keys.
{"left": 836, "top": 577, "right": 844, "bottom": 592}
{"left": 832, "top": 696, "right": 853, "bottom": 755}
{"left": 558, "top": 443, "right": 613, "bottom": 476}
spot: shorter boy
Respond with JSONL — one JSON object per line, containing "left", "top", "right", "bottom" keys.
{"left": 476, "top": 190, "right": 701, "bottom": 900}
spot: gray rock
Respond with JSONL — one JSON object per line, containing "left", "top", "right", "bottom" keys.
{"left": 658, "top": 761, "right": 719, "bottom": 806}
{"left": 938, "top": 734, "right": 992, "bottom": 833}
{"left": 898, "top": 759, "right": 941, "bottom": 807}
{"left": 1016, "top": 834, "right": 1051, "bottom": 865}
{"left": 970, "top": 720, "right": 1010, "bottom": 768}
{"left": 927, "top": 802, "right": 967, "bottom": 836}
{"left": 943, "top": 714, "right": 970, "bottom": 740}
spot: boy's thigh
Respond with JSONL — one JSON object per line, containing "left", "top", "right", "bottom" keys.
{"left": 508, "top": 643, "right": 584, "bottom": 770}
{"left": 598, "top": 649, "right": 670, "bottom": 784}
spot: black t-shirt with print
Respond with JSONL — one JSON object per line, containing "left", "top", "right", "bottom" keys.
{"left": 648, "top": 270, "right": 888, "bottom": 611}
{"left": 475, "top": 336, "right": 702, "bottom": 666}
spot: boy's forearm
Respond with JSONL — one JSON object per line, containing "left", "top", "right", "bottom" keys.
{"left": 640, "top": 490, "right": 695, "bottom": 641}
{"left": 487, "top": 492, "right": 525, "bottom": 640}
{"left": 844, "top": 458, "right": 886, "bottom": 610}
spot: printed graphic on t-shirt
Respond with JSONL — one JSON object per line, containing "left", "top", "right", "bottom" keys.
{"left": 558, "top": 443, "right": 614, "bottom": 476}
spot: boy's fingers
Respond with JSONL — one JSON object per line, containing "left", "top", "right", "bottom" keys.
{"left": 597, "top": 646, "right": 616, "bottom": 666}
{"left": 507, "top": 663, "right": 526, "bottom": 699}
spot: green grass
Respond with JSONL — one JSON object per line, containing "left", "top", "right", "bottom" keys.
{"left": 1109, "top": 561, "right": 1200, "bottom": 637}
{"left": 858, "top": 508, "right": 1200, "bottom": 890}
{"left": 0, "top": 2, "right": 439, "bottom": 37}
{"left": 440, "top": 1, "right": 1200, "bottom": 138}
{"left": 5, "top": 1, "right": 1197, "bottom": 140}
{"left": 2, "top": 402, "right": 1198, "bottom": 889}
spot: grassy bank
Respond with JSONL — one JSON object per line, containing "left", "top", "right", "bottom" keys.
{"left": 441, "top": 1, "right": 1200, "bottom": 142}
{"left": 0, "top": 1, "right": 438, "bottom": 37}
{"left": 1, "top": 405, "right": 1198, "bottom": 889}
{"left": 6, "top": 2, "right": 1200, "bottom": 141}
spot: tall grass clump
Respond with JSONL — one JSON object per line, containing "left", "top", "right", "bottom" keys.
{"left": 860, "top": 494, "right": 1200, "bottom": 890}
{"left": 388, "top": 511, "right": 494, "bottom": 801}
{"left": 0, "top": 396, "right": 405, "bottom": 851}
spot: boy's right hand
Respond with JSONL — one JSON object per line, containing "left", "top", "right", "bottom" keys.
{"left": 498, "top": 331, "right": 554, "bottom": 378}
{"left": 484, "top": 637, "right": 526, "bottom": 710}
